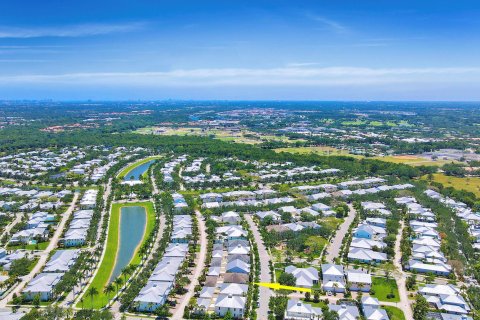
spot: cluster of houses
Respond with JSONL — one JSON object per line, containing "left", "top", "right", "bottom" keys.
{"left": 183, "top": 172, "right": 241, "bottom": 186}
{"left": 9, "top": 211, "right": 54, "bottom": 245}
{"left": 348, "top": 205, "right": 388, "bottom": 264}
{"left": 172, "top": 193, "right": 189, "bottom": 213}
{"left": 291, "top": 177, "right": 414, "bottom": 201}
{"left": 0, "top": 249, "right": 30, "bottom": 271}
{"left": 283, "top": 264, "right": 387, "bottom": 320}
{"left": 161, "top": 155, "right": 187, "bottom": 183}
{"left": 200, "top": 189, "right": 295, "bottom": 209}
{"left": 251, "top": 166, "right": 341, "bottom": 182}
{"left": 63, "top": 209, "right": 94, "bottom": 247}
{"left": 0, "top": 187, "right": 71, "bottom": 212}
{"left": 0, "top": 148, "right": 85, "bottom": 179}
{"left": 260, "top": 203, "right": 335, "bottom": 232}
{"left": 395, "top": 196, "right": 452, "bottom": 276}
{"left": 420, "top": 284, "right": 471, "bottom": 318}
{"left": 285, "top": 296, "right": 390, "bottom": 320}
{"left": 282, "top": 263, "right": 372, "bottom": 295}
{"left": 134, "top": 198, "right": 195, "bottom": 312}
{"left": 79, "top": 189, "right": 98, "bottom": 209}
{"left": 69, "top": 148, "right": 127, "bottom": 181}
{"left": 425, "top": 189, "right": 480, "bottom": 251}
{"left": 195, "top": 211, "right": 250, "bottom": 318}
{"left": 183, "top": 158, "right": 203, "bottom": 173}
{"left": 22, "top": 249, "right": 80, "bottom": 301}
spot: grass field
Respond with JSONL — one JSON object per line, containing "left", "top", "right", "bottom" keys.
{"left": 274, "top": 146, "right": 359, "bottom": 157}
{"left": 424, "top": 173, "right": 480, "bottom": 197}
{"left": 80, "top": 201, "right": 155, "bottom": 309}
{"left": 371, "top": 277, "right": 400, "bottom": 302}
{"left": 382, "top": 306, "right": 406, "bottom": 320}
{"left": 135, "top": 126, "right": 305, "bottom": 145}
{"left": 373, "top": 155, "right": 454, "bottom": 167}
{"left": 117, "top": 156, "right": 162, "bottom": 179}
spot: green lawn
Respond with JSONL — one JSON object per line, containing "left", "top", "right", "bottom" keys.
{"left": 301, "top": 299, "right": 326, "bottom": 308}
{"left": 117, "top": 156, "right": 162, "bottom": 179}
{"left": 371, "top": 277, "right": 400, "bottom": 302}
{"left": 7, "top": 241, "right": 50, "bottom": 251}
{"left": 79, "top": 201, "right": 156, "bottom": 309}
{"left": 382, "top": 306, "right": 406, "bottom": 320}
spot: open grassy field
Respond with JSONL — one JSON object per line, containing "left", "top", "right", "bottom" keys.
{"left": 382, "top": 306, "right": 406, "bottom": 320}
{"left": 80, "top": 201, "right": 155, "bottom": 309}
{"left": 373, "top": 155, "right": 454, "bottom": 167}
{"left": 134, "top": 126, "right": 305, "bottom": 145}
{"left": 371, "top": 277, "right": 400, "bottom": 302}
{"left": 117, "top": 155, "right": 162, "bottom": 179}
{"left": 274, "top": 146, "right": 358, "bottom": 157}
{"left": 424, "top": 173, "right": 480, "bottom": 197}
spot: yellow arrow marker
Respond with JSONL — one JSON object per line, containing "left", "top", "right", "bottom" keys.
{"left": 255, "top": 282, "right": 312, "bottom": 293}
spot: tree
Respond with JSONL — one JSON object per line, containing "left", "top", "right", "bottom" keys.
{"left": 278, "top": 272, "right": 296, "bottom": 286}
{"left": 32, "top": 294, "right": 41, "bottom": 308}
{"left": 305, "top": 291, "right": 311, "bottom": 301}
{"left": 104, "top": 283, "right": 114, "bottom": 303}
{"left": 413, "top": 294, "right": 429, "bottom": 320}
{"left": 322, "top": 309, "right": 340, "bottom": 320}
{"left": 114, "top": 277, "right": 123, "bottom": 295}
{"left": 406, "top": 275, "right": 416, "bottom": 290}
{"left": 224, "top": 310, "right": 234, "bottom": 320}
{"left": 381, "top": 263, "right": 396, "bottom": 280}
{"left": 87, "top": 287, "right": 99, "bottom": 308}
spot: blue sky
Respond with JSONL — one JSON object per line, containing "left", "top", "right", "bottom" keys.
{"left": 0, "top": 0, "right": 479, "bottom": 100}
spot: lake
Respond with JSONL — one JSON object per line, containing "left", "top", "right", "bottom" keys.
{"left": 110, "top": 206, "right": 146, "bottom": 281}
{"left": 123, "top": 160, "right": 155, "bottom": 181}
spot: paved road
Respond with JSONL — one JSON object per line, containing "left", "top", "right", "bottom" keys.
{"left": 393, "top": 220, "right": 413, "bottom": 320}
{"left": 0, "top": 214, "right": 22, "bottom": 240}
{"left": 171, "top": 210, "right": 207, "bottom": 320}
{"left": 325, "top": 203, "right": 356, "bottom": 263}
{"left": 0, "top": 192, "right": 80, "bottom": 308}
{"left": 245, "top": 214, "right": 271, "bottom": 320}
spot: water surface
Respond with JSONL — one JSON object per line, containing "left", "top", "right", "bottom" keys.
{"left": 110, "top": 206, "right": 146, "bottom": 281}
{"left": 123, "top": 160, "right": 155, "bottom": 181}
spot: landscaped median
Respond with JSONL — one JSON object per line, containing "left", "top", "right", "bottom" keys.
{"left": 79, "top": 201, "right": 156, "bottom": 309}
{"left": 117, "top": 155, "right": 162, "bottom": 179}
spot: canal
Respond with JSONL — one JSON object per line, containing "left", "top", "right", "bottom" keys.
{"left": 110, "top": 206, "right": 147, "bottom": 281}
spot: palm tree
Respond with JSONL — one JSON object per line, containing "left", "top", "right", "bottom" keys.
{"left": 87, "top": 287, "right": 99, "bottom": 308}
{"left": 65, "top": 306, "right": 73, "bottom": 320}
{"left": 104, "top": 283, "right": 115, "bottom": 304}
{"left": 114, "top": 277, "right": 123, "bottom": 296}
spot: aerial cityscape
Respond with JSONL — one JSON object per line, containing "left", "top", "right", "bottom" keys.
{"left": 0, "top": 1, "right": 480, "bottom": 320}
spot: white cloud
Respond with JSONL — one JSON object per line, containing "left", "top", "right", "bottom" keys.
{"left": 1, "top": 66, "right": 480, "bottom": 87}
{"left": 0, "top": 22, "right": 144, "bottom": 38}
{"left": 306, "top": 14, "right": 349, "bottom": 34}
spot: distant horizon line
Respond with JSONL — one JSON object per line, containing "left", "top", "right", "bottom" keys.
{"left": 0, "top": 99, "right": 479, "bottom": 103}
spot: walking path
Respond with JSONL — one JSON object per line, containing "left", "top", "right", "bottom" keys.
{"left": 325, "top": 203, "right": 356, "bottom": 263}
{"left": 393, "top": 220, "right": 413, "bottom": 319}
{"left": 0, "top": 192, "right": 80, "bottom": 308}
{"left": 171, "top": 210, "right": 207, "bottom": 320}
{"left": 245, "top": 214, "right": 271, "bottom": 320}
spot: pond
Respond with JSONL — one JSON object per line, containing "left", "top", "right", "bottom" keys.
{"left": 110, "top": 206, "right": 146, "bottom": 281}
{"left": 123, "top": 160, "right": 155, "bottom": 181}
